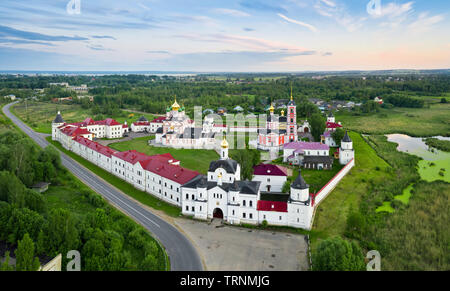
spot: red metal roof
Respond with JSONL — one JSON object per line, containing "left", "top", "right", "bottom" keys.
{"left": 257, "top": 200, "right": 288, "bottom": 212}
{"left": 60, "top": 126, "right": 91, "bottom": 137}
{"left": 73, "top": 136, "right": 116, "bottom": 157}
{"left": 113, "top": 150, "right": 151, "bottom": 164}
{"left": 141, "top": 157, "right": 199, "bottom": 185}
{"left": 326, "top": 122, "right": 342, "bottom": 129}
{"left": 150, "top": 117, "right": 166, "bottom": 123}
{"left": 80, "top": 117, "right": 122, "bottom": 127}
{"left": 253, "top": 164, "right": 288, "bottom": 176}
{"left": 133, "top": 122, "right": 150, "bottom": 126}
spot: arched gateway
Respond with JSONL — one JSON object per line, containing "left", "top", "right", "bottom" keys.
{"left": 213, "top": 208, "right": 224, "bottom": 219}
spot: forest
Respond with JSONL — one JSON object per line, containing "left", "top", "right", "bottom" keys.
{"left": 1, "top": 73, "right": 449, "bottom": 120}
{"left": 0, "top": 120, "right": 167, "bottom": 271}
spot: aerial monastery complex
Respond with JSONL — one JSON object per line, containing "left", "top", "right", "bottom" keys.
{"left": 51, "top": 94, "right": 355, "bottom": 230}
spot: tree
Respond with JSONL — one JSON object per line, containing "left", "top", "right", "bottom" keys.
{"left": 310, "top": 113, "right": 326, "bottom": 142}
{"left": 440, "top": 97, "right": 447, "bottom": 103}
{"left": 282, "top": 181, "right": 290, "bottom": 193}
{"left": 331, "top": 128, "right": 345, "bottom": 146}
{"left": 15, "top": 233, "right": 40, "bottom": 271}
{"left": 312, "top": 237, "right": 366, "bottom": 271}
{"left": 46, "top": 208, "right": 80, "bottom": 255}
{"left": 0, "top": 251, "right": 14, "bottom": 271}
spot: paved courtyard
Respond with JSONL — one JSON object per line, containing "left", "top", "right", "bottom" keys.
{"left": 174, "top": 218, "right": 309, "bottom": 271}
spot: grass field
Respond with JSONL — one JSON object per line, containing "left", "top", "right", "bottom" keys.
{"left": 335, "top": 102, "right": 450, "bottom": 137}
{"left": 46, "top": 136, "right": 182, "bottom": 217}
{"left": 11, "top": 101, "right": 154, "bottom": 134}
{"left": 109, "top": 136, "right": 219, "bottom": 174}
{"left": 310, "top": 132, "right": 393, "bottom": 248}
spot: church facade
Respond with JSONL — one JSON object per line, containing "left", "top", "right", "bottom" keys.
{"left": 257, "top": 94, "right": 298, "bottom": 151}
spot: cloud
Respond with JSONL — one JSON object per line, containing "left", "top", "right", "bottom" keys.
{"left": 214, "top": 8, "right": 250, "bottom": 17}
{"left": 147, "top": 50, "right": 317, "bottom": 71}
{"left": 173, "top": 33, "right": 313, "bottom": 53}
{"left": 373, "top": 1, "right": 414, "bottom": 28}
{"left": 320, "top": 0, "right": 336, "bottom": 8}
{"left": 278, "top": 13, "right": 318, "bottom": 32}
{"left": 322, "top": 52, "right": 333, "bottom": 56}
{"left": 409, "top": 12, "right": 445, "bottom": 32}
{"left": 239, "top": 0, "right": 287, "bottom": 14}
{"left": 146, "top": 50, "right": 171, "bottom": 54}
{"left": 372, "top": 1, "right": 414, "bottom": 19}
{"left": 90, "top": 35, "right": 117, "bottom": 40}
{"left": 0, "top": 37, "right": 54, "bottom": 46}
{"left": 86, "top": 44, "right": 113, "bottom": 51}
{"left": 0, "top": 25, "right": 88, "bottom": 42}
{"left": 243, "top": 27, "right": 255, "bottom": 32}
{"left": 313, "top": 0, "right": 366, "bottom": 32}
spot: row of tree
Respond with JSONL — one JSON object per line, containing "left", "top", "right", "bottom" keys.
{"left": 0, "top": 130, "right": 165, "bottom": 271}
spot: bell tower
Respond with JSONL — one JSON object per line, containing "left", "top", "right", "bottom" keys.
{"left": 287, "top": 86, "right": 297, "bottom": 142}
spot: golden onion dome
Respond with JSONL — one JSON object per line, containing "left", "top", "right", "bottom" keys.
{"left": 171, "top": 97, "right": 181, "bottom": 111}
{"left": 281, "top": 109, "right": 285, "bottom": 116}
{"left": 269, "top": 103, "right": 275, "bottom": 113}
{"left": 221, "top": 136, "right": 229, "bottom": 148}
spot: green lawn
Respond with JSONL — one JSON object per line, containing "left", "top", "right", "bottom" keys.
{"left": 109, "top": 136, "right": 219, "bottom": 174}
{"left": 301, "top": 159, "right": 345, "bottom": 194}
{"left": 311, "top": 132, "right": 393, "bottom": 249}
{"left": 46, "top": 136, "right": 182, "bottom": 217}
{"left": 335, "top": 102, "right": 450, "bottom": 137}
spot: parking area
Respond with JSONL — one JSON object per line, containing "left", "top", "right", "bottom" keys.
{"left": 174, "top": 218, "right": 309, "bottom": 271}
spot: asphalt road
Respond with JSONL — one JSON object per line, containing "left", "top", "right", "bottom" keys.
{"left": 2, "top": 102, "right": 203, "bottom": 271}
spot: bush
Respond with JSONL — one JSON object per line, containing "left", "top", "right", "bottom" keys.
{"left": 312, "top": 237, "right": 365, "bottom": 271}
{"left": 261, "top": 220, "right": 268, "bottom": 228}
{"left": 391, "top": 200, "right": 404, "bottom": 209}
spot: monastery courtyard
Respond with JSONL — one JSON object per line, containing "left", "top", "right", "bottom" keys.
{"left": 174, "top": 218, "right": 309, "bottom": 271}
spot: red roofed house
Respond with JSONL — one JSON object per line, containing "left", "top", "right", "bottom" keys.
{"left": 131, "top": 116, "right": 152, "bottom": 133}
{"left": 252, "top": 164, "right": 288, "bottom": 192}
{"left": 257, "top": 200, "right": 288, "bottom": 226}
{"left": 52, "top": 111, "right": 126, "bottom": 141}
{"left": 149, "top": 116, "right": 166, "bottom": 133}
{"left": 54, "top": 124, "right": 93, "bottom": 150}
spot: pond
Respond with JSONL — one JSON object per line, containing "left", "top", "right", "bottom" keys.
{"left": 376, "top": 134, "right": 449, "bottom": 213}
{"left": 386, "top": 134, "right": 450, "bottom": 183}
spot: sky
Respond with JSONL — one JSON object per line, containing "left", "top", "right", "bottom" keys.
{"left": 0, "top": 0, "right": 449, "bottom": 72}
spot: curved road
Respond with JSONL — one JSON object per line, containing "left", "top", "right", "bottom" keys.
{"left": 3, "top": 102, "right": 203, "bottom": 271}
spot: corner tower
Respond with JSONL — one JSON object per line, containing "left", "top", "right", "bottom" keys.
{"left": 52, "top": 111, "right": 64, "bottom": 141}
{"left": 339, "top": 131, "right": 354, "bottom": 165}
